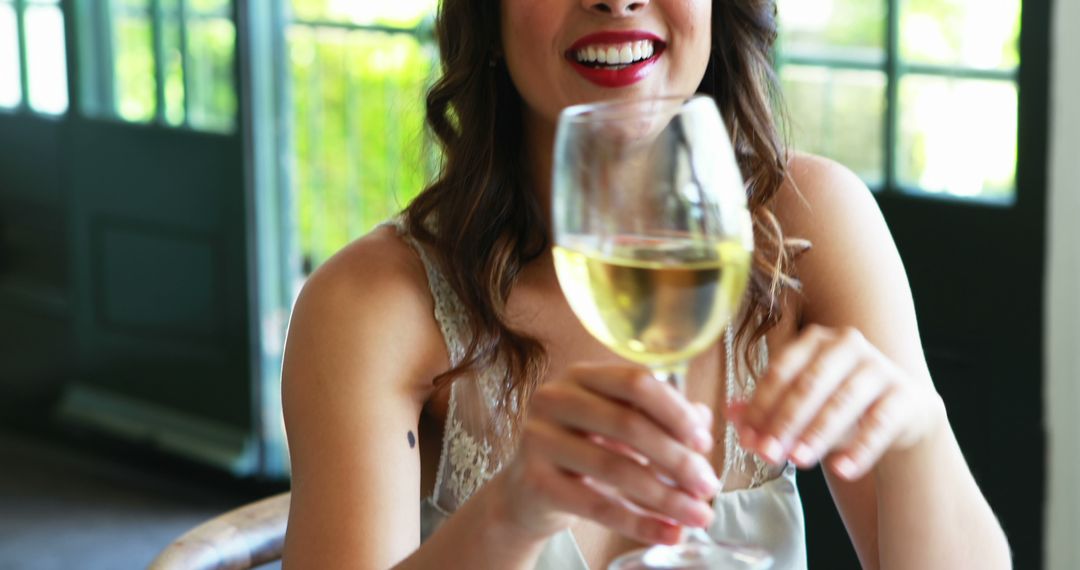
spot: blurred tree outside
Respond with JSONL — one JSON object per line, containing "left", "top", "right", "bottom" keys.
{"left": 287, "top": 0, "right": 437, "bottom": 269}
{"left": 87, "top": 0, "right": 236, "bottom": 131}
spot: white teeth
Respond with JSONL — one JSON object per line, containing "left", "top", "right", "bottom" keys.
{"left": 606, "top": 46, "right": 619, "bottom": 64}
{"left": 573, "top": 40, "right": 658, "bottom": 65}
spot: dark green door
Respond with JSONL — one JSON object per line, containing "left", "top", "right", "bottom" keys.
{"left": 0, "top": 0, "right": 265, "bottom": 475}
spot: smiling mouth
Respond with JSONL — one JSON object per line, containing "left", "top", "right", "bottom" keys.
{"left": 566, "top": 39, "right": 665, "bottom": 70}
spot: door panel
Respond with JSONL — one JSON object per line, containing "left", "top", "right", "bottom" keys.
{"left": 56, "top": 119, "right": 256, "bottom": 472}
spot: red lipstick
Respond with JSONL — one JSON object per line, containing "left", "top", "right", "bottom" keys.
{"left": 565, "top": 31, "right": 667, "bottom": 89}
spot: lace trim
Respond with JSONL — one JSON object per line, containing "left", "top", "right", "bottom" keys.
{"left": 723, "top": 326, "right": 774, "bottom": 489}
{"left": 445, "top": 414, "right": 503, "bottom": 501}
{"left": 385, "top": 217, "right": 506, "bottom": 507}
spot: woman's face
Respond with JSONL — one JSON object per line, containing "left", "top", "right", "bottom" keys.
{"left": 500, "top": 0, "right": 713, "bottom": 126}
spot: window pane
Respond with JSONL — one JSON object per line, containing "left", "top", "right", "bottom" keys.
{"left": 162, "top": 18, "right": 184, "bottom": 125}
{"left": 186, "top": 16, "right": 236, "bottom": 131}
{"left": 289, "top": 26, "right": 436, "bottom": 265}
{"left": 113, "top": 2, "right": 156, "bottom": 122}
{"left": 25, "top": 5, "right": 69, "bottom": 114}
{"left": 0, "top": 3, "right": 20, "bottom": 108}
{"left": 901, "top": 0, "right": 1020, "bottom": 70}
{"left": 897, "top": 76, "right": 1016, "bottom": 200}
{"left": 290, "top": 0, "right": 436, "bottom": 27}
{"left": 777, "top": 0, "right": 885, "bottom": 62}
{"left": 781, "top": 65, "right": 886, "bottom": 186}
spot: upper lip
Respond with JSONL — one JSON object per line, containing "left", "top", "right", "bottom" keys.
{"left": 567, "top": 30, "right": 666, "bottom": 53}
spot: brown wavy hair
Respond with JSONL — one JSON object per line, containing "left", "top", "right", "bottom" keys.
{"left": 405, "top": 0, "right": 805, "bottom": 426}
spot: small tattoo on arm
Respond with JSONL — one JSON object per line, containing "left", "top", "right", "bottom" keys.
{"left": 407, "top": 430, "right": 416, "bottom": 449}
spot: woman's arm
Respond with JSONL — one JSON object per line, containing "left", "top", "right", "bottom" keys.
{"left": 281, "top": 230, "right": 446, "bottom": 568}
{"left": 741, "top": 155, "right": 1010, "bottom": 569}
{"left": 283, "top": 231, "right": 550, "bottom": 569}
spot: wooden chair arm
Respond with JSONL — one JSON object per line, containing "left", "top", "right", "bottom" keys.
{"left": 147, "top": 492, "right": 290, "bottom": 570}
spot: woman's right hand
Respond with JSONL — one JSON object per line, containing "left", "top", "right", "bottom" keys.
{"left": 487, "top": 364, "right": 722, "bottom": 546}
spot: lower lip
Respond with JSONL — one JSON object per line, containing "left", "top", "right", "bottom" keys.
{"left": 568, "top": 53, "right": 662, "bottom": 88}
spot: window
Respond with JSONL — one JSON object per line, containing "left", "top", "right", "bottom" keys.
{"left": 76, "top": 0, "right": 237, "bottom": 132}
{"left": 287, "top": 0, "right": 438, "bottom": 270}
{"left": 0, "top": 0, "right": 69, "bottom": 115}
{"left": 777, "top": 0, "right": 1021, "bottom": 203}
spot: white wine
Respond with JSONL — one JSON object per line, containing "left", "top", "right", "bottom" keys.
{"left": 553, "top": 236, "right": 751, "bottom": 370}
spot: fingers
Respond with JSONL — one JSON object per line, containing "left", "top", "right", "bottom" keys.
{"left": 535, "top": 470, "right": 684, "bottom": 545}
{"left": 823, "top": 385, "right": 908, "bottom": 480}
{"left": 740, "top": 326, "right": 829, "bottom": 432}
{"left": 753, "top": 333, "right": 864, "bottom": 460}
{"left": 733, "top": 325, "right": 928, "bottom": 480}
{"left": 569, "top": 365, "right": 713, "bottom": 454}
{"left": 523, "top": 421, "right": 714, "bottom": 530}
{"left": 531, "top": 385, "right": 721, "bottom": 500}
{"left": 784, "top": 363, "right": 885, "bottom": 469}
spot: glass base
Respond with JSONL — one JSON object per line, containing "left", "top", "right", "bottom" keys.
{"left": 607, "top": 541, "right": 773, "bottom": 570}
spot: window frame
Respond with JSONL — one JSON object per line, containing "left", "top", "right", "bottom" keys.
{"left": 76, "top": 0, "right": 238, "bottom": 132}
{"left": 774, "top": 0, "right": 1023, "bottom": 207}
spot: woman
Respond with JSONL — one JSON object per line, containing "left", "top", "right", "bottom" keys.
{"left": 280, "top": 0, "right": 1011, "bottom": 568}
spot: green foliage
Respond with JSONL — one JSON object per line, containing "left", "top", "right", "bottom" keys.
{"left": 107, "top": 0, "right": 237, "bottom": 130}
{"left": 114, "top": 14, "right": 156, "bottom": 122}
{"left": 289, "top": 27, "right": 437, "bottom": 268}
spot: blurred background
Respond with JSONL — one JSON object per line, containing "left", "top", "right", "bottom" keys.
{"left": 0, "top": 0, "right": 1076, "bottom": 568}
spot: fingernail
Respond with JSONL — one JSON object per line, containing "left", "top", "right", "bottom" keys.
{"left": 692, "top": 427, "right": 714, "bottom": 453}
{"left": 726, "top": 401, "right": 746, "bottom": 421}
{"left": 678, "top": 496, "right": 714, "bottom": 528}
{"left": 692, "top": 456, "right": 721, "bottom": 497}
{"left": 738, "top": 425, "right": 759, "bottom": 448}
{"left": 834, "top": 456, "right": 858, "bottom": 479}
{"left": 656, "top": 523, "right": 682, "bottom": 544}
{"left": 760, "top": 436, "right": 784, "bottom": 464}
{"left": 791, "top": 442, "right": 816, "bottom": 466}
{"left": 696, "top": 404, "right": 713, "bottom": 427}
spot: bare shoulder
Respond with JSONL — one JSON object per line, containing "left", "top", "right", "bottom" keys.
{"left": 771, "top": 152, "right": 909, "bottom": 328}
{"left": 772, "top": 152, "right": 886, "bottom": 243}
{"left": 283, "top": 225, "right": 448, "bottom": 406}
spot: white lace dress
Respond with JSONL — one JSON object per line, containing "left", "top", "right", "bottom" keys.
{"left": 388, "top": 220, "right": 808, "bottom": 569}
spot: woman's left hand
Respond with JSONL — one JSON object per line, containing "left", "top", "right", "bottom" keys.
{"left": 732, "top": 324, "right": 946, "bottom": 481}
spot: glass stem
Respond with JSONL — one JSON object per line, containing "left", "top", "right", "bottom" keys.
{"left": 652, "top": 363, "right": 729, "bottom": 541}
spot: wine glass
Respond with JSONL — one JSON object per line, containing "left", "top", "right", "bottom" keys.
{"left": 551, "top": 95, "right": 769, "bottom": 569}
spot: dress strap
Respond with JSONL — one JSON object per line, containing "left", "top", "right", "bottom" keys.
{"left": 383, "top": 217, "right": 511, "bottom": 513}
